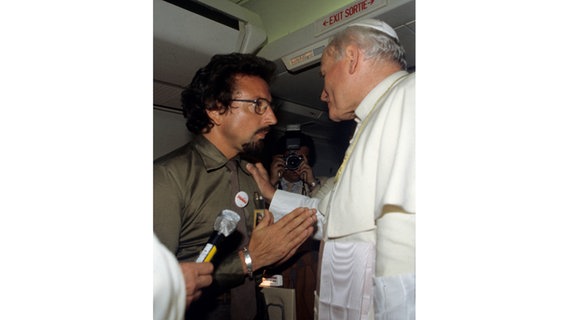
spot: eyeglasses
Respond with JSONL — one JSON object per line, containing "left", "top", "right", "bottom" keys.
{"left": 230, "top": 98, "right": 273, "bottom": 115}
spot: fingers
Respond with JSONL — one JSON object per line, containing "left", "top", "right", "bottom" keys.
{"left": 195, "top": 274, "right": 213, "bottom": 290}
{"left": 272, "top": 208, "right": 315, "bottom": 246}
{"left": 194, "top": 262, "right": 213, "bottom": 289}
{"left": 255, "top": 209, "right": 273, "bottom": 229}
{"left": 179, "top": 261, "right": 214, "bottom": 305}
{"left": 196, "top": 261, "right": 214, "bottom": 274}
{"left": 248, "top": 207, "right": 316, "bottom": 269}
{"left": 279, "top": 208, "right": 316, "bottom": 247}
{"left": 278, "top": 207, "right": 316, "bottom": 230}
{"left": 274, "top": 216, "right": 315, "bottom": 265}
{"left": 255, "top": 162, "right": 270, "bottom": 176}
{"left": 270, "top": 157, "right": 284, "bottom": 178}
{"left": 246, "top": 163, "right": 277, "bottom": 201}
{"left": 246, "top": 162, "right": 259, "bottom": 176}
{"left": 277, "top": 227, "right": 314, "bottom": 264}
{"left": 187, "top": 290, "right": 202, "bottom": 305}
{"left": 246, "top": 163, "right": 268, "bottom": 183}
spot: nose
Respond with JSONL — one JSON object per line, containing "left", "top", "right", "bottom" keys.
{"left": 264, "top": 106, "right": 278, "bottom": 125}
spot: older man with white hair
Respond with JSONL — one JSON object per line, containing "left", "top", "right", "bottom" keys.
{"left": 247, "top": 18, "right": 415, "bottom": 320}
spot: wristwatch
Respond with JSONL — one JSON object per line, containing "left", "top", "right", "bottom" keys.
{"left": 309, "top": 178, "right": 320, "bottom": 189}
{"left": 242, "top": 247, "right": 253, "bottom": 279}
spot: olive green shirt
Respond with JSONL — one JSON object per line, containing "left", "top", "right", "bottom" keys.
{"left": 153, "top": 135, "right": 258, "bottom": 288}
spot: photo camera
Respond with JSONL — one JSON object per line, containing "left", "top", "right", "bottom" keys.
{"left": 283, "top": 129, "right": 304, "bottom": 171}
{"left": 283, "top": 152, "right": 304, "bottom": 170}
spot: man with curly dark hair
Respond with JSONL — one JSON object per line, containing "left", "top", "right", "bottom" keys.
{"left": 154, "top": 53, "right": 317, "bottom": 320}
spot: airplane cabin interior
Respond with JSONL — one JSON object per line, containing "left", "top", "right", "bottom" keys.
{"left": 154, "top": 0, "right": 415, "bottom": 177}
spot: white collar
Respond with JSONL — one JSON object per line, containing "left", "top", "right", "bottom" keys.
{"left": 354, "top": 70, "right": 409, "bottom": 121}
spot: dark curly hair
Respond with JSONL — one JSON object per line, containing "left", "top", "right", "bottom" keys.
{"left": 181, "top": 53, "right": 277, "bottom": 135}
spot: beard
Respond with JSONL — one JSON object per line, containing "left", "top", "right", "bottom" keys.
{"left": 240, "top": 127, "right": 270, "bottom": 161}
{"left": 242, "top": 138, "right": 265, "bottom": 155}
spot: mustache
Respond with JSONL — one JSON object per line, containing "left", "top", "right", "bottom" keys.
{"left": 255, "top": 127, "right": 271, "bottom": 135}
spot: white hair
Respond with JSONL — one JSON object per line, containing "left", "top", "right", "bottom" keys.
{"left": 326, "top": 24, "right": 407, "bottom": 70}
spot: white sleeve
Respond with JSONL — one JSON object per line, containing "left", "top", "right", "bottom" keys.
{"left": 154, "top": 234, "right": 186, "bottom": 320}
{"left": 269, "top": 189, "right": 325, "bottom": 240}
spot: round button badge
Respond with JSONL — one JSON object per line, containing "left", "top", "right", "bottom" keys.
{"left": 234, "top": 191, "right": 249, "bottom": 208}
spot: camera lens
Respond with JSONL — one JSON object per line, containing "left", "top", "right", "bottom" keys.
{"left": 284, "top": 153, "right": 303, "bottom": 170}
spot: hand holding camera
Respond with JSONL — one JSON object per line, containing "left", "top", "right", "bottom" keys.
{"left": 269, "top": 155, "right": 285, "bottom": 186}
{"left": 269, "top": 129, "right": 318, "bottom": 191}
{"left": 270, "top": 152, "right": 313, "bottom": 186}
{"left": 279, "top": 152, "right": 316, "bottom": 185}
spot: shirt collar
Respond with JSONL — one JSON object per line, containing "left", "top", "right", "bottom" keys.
{"left": 281, "top": 177, "right": 302, "bottom": 186}
{"left": 193, "top": 135, "right": 251, "bottom": 175}
{"left": 354, "top": 70, "right": 409, "bottom": 121}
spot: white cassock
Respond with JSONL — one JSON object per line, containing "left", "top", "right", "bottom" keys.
{"left": 270, "top": 71, "right": 415, "bottom": 320}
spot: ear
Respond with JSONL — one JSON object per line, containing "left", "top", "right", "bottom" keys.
{"left": 344, "top": 44, "right": 360, "bottom": 74}
{"left": 206, "top": 108, "right": 223, "bottom": 126}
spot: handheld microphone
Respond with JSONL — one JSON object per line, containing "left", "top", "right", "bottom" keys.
{"left": 195, "top": 209, "right": 241, "bottom": 263}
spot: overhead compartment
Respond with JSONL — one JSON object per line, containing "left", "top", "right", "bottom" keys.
{"left": 153, "top": 0, "right": 269, "bottom": 159}
{"left": 154, "top": 0, "right": 268, "bottom": 109}
{"left": 258, "top": 0, "right": 415, "bottom": 73}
